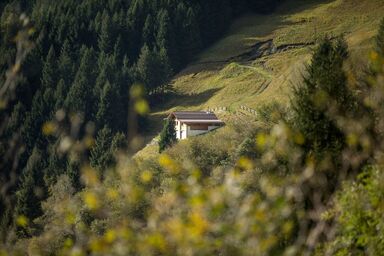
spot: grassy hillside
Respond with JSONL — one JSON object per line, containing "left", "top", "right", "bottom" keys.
{"left": 138, "top": 0, "right": 384, "bottom": 156}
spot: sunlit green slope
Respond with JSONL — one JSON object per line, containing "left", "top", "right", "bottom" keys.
{"left": 138, "top": 0, "right": 384, "bottom": 156}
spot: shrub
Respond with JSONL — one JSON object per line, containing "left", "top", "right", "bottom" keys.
{"left": 319, "top": 167, "right": 384, "bottom": 255}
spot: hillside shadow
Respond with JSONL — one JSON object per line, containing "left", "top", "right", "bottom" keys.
{"left": 176, "top": 62, "right": 226, "bottom": 78}
{"left": 175, "top": 0, "right": 337, "bottom": 77}
{"left": 277, "top": 0, "right": 336, "bottom": 15}
{"left": 154, "top": 88, "right": 222, "bottom": 111}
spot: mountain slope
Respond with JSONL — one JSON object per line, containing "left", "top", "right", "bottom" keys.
{"left": 143, "top": 0, "right": 383, "bottom": 136}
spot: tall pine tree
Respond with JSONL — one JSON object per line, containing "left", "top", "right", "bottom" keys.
{"left": 41, "top": 46, "right": 56, "bottom": 90}
{"left": 65, "top": 47, "right": 97, "bottom": 118}
{"left": 90, "top": 126, "right": 115, "bottom": 174}
{"left": 158, "top": 118, "right": 177, "bottom": 153}
{"left": 291, "top": 36, "right": 355, "bottom": 168}
{"left": 156, "top": 9, "right": 179, "bottom": 70}
{"left": 96, "top": 81, "right": 117, "bottom": 130}
{"left": 58, "top": 40, "right": 74, "bottom": 87}
{"left": 98, "top": 12, "right": 113, "bottom": 54}
{"left": 14, "top": 148, "right": 46, "bottom": 238}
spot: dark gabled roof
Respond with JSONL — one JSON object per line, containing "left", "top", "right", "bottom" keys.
{"left": 169, "top": 111, "right": 223, "bottom": 122}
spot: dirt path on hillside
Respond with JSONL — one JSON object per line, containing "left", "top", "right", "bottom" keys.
{"left": 177, "top": 38, "right": 316, "bottom": 77}
{"left": 199, "top": 39, "right": 313, "bottom": 64}
{"left": 179, "top": 35, "right": 343, "bottom": 78}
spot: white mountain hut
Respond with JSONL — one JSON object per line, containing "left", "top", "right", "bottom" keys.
{"left": 167, "top": 111, "right": 225, "bottom": 140}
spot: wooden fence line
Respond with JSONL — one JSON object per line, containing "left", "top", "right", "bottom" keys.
{"left": 206, "top": 106, "right": 228, "bottom": 112}
{"left": 239, "top": 105, "right": 258, "bottom": 117}
{"left": 206, "top": 105, "right": 259, "bottom": 117}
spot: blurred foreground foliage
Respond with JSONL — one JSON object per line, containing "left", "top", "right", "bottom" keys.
{"left": 2, "top": 13, "right": 384, "bottom": 256}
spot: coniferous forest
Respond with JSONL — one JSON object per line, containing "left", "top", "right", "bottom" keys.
{"left": 1, "top": 0, "right": 384, "bottom": 255}
{"left": 0, "top": 0, "right": 282, "bottom": 243}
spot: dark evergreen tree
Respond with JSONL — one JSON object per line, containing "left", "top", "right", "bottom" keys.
{"left": 136, "top": 44, "right": 160, "bottom": 91}
{"left": 96, "top": 81, "right": 117, "bottom": 129}
{"left": 111, "top": 132, "right": 127, "bottom": 152}
{"left": 43, "top": 86, "right": 55, "bottom": 116}
{"left": 54, "top": 79, "right": 66, "bottom": 110}
{"left": 14, "top": 148, "right": 46, "bottom": 238}
{"left": 98, "top": 12, "right": 113, "bottom": 53}
{"left": 41, "top": 46, "right": 56, "bottom": 90}
{"left": 5, "top": 102, "right": 25, "bottom": 138}
{"left": 66, "top": 160, "right": 81, "bottom": 190}
{"left": 158, "top": 47, "right": 173, "bottom": 88}
{"left": 142, "top": 15, "right": 154, "bottom": 47}
{"left": 125, "top": 0, "right": 148, "bottom": 59}
{"left": 113, "top": 36, "right": 123, "bottom": 64}
{"left": 291, "top": 36, "right": 355, "bottom": 165}
{"left": 90, "top": 126, "right": 115, "bottom": 174}
{"left": 94, "top": 53, "right": 110, "bottom": 98}
{"left": 156, "top": 9, "right": 179, "bottom": 70}
{"left": 65, "top": 47, "right": 97, "bottom": 118}
{"left": 158, "top": 118, "right": 177, "bottom": 153}
{"left": 58, "top": 40, "right": 74, "bottom": 86}
{"left": 65, "top": 75, "right": 94, "bottom": 117}
{"left": 182, "top": 7, "right": 202, "bottom": 61}
{"left": 43, "top": 143, "right": 67, "bottom": 188}
{"left": 22, "top": 90, "right": 47, "bottom": 152}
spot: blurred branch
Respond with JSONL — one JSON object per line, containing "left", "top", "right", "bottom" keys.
{"left": 0, "top": 13, "right": 36, "bottom": 106}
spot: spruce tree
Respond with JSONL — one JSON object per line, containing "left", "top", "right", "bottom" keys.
{"left": 113, "top": 36, "right": 123, "bottom": 63}
{"left": 182, "top": 7, "right": 202, "bottom": 61}
{"left": 43, "top": 142, "right": 67, "bottom": 188}
{"left": 14, "top": 148, "right": 46, "bottom": 238}
{"left": 94, "top": 53, "right": 109, "bottom": 98}
{"left": 156, "top": 9, "right": 179, "bottom": 70}
{"left": 54, "top": 79, "right": 66, "bottom": 110}
{"left": 5, "top": 102, "right": 25, "bottom": 138}
{"left": 142, "top": 15, "right": 154, "bottom": 47}
{"left": 58, "top": 40, "right": 74, "bottom": 86}
{"left": 43, "top": 88, "right": 55, "bottom": 116}
{"left": 291, "top": 36, "right": 354, "bottom": 163}
{"left": 22, "top": 90, "right": 46, "bottom": 152}
{"left": 137, "top": 44, "right": 159, "bottom": 92}
{"left": 158, "top": 118, "right": 177, "bottom": 153}
{"left": 96, "top": 81, "right": 117, "bottom": 129}
{"left": 65, "top": 75, "right": 94, "bottom": 117}
{"left": 111, "top": 132, "right": 127, "bottom": 153}
{"left": 66, "top": 160, "right": 81, "bottom": 190}
{"left": 90, "top": 126, "right": 115, "bottom": 174}
{"left": 98, "top": 12, "right": 113, "bottom": 53}
{"left": 41, "top": 46, "right": 56, "bottom": 90}
{"left": 65, "top": 47, "right": 97, "bottom": 118}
